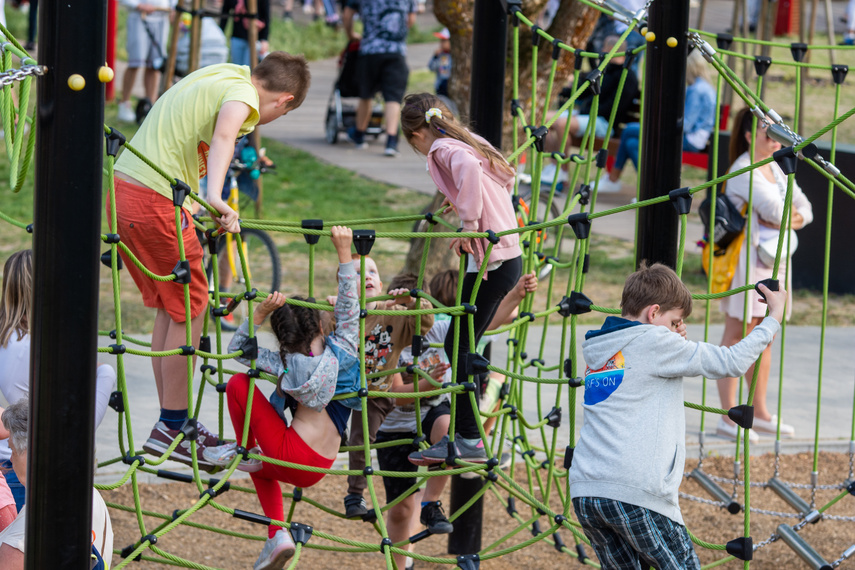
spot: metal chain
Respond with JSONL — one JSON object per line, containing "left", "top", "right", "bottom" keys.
{"left": 830, "top": 544, "right": 855, "bottom": 568}
{"left": 700, "top": 472, "right": 844, "bottom": 491}
{"left": 679, "top": 492, "right": 727, "bottom": 508}
{"left": 750, "top": 508, "right": 803, "bottom": 519}
{"left": 824, "top": 514, "right": 855, "bottom": 522}
{"left": 0, "top": 64, "right": 47, "bottom": 87}
{"left": 753, "top": 533, "right": 779, "bottom": 551}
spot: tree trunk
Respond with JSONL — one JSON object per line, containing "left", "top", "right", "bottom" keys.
{"left": 405, "top": 1, "right": 598, "bottom": 275}
{"left": 403, "top": 191, "right": 461, "bottom": 276}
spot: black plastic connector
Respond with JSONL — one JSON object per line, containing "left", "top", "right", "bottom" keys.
{"left": 179, "top": 345, "right": 195, "bottom": 356}
{"left": 576, "top": 183, "right": 591, "bottom": 205}
{"left": 109, "top": 390, "right": 124, "bottom": 413}
{"left": 552, "top": 531, "right": 566, "bottom": 552}
{"left": 411, "top": 434, "right": 426, "bottom": 449}
{"left": 790, "top": 42, "right": 808, "bottom": 62}
{"left": 180, "top": 417, "right": 199, "bottom": 441}
{"left": 566, "top": 213, "right": 591, "bottom": 239}
{"left": 205, "top": 230, "right": 220, "bottom": 255}
{"left": 292, "top": 488, "right": 303, "bottom": 502}
{"left": 530, "top": 25, "right": 541, "bottom": 48}
{"left": 753, "top": 55, "right": 772, "bottom": 76}
{"left": 551, "top": 38, "right": 562, "bottom": 60}
{"left": 574, "top": 48, "right": 584, "bottom": 71}
{"left": 199, "top": 335, "right": 211, "bottom": 353}
{"left": 360, "top": 309, "right": 368, "bottom": 319}
{"left": 506, "top": 496, "right": 517, "bottom": 516}
{"left": 363, "top": 466, "right": 374, "bottom": 476}
{"left": 847, "top": 480, "right": 855, "bottom": 496}
{"left": 576, "top": 543, "right": 589, "bottom": 563}
{"left": 669, "top": 187, "right": 693, "bottom": 215}
{"left": 519, "top": 311, "right": 535, "bottom": 322}
{"left": 462, "top": 303, "right": 477, "bottom": 314}
{"left": 545, "top": 406, "right": 562, "bottom": 428}
{"left": 302, "top": 219, "right": 323, "bottom": 245}
{"left": 104, "top": 233, "right": 121, "bottom": 244}
{"left": 582, "top": 252, "right": 590, "bottom": 274}
{"left": 358, "top": 387, "right": 369, "bottom": 398}
{"left": 239, "top": 336, "right": 258, "bottom": 360}
{"left": 457, "top": 554, "right": 480, "bottom": 570}
{"left": 528, "top": 125, "right": 548, "bottom": 152}
{"left": 568, "top": 377, "right": 583, "bottom": 388}
{"left": 119, "top": 544, "right": 143, "bottom": 561}
{"left": 290, "top": 522, "right": 313, "bottom": 545}
{"left": 585, "top": 69, "right": 602, "bottom": 95}
{"left": 504, "top": 404, "right": 518, "bottom": 420}
{"left": 109, "top": 343, "right": 126, "bottom": 355}
{"left": 485, "top": 229, "right": 500, "bottom": 244}
{"left": 564, "top": 445, "right": 574, "bottom": 469}
{"left": 466, "top": 353, "right": 490, "bottom": 375}
{"left": 595, "top": 148, "right": 608, "bottom": 169}
{"left": 831, "top": 64, "right": 849, "bottom": 85}
{"left": 244, "top": 289, "right": 258, "bottom": 301}
{"left": 727, "top": 404, "right": 754, "bottom": 430}
{"left": 411, "top": 334, "right": 427, "bottom": 357}
{"left": 531, "top": 520, "right": 542, "bottom": 536}
{"left": 123, "top": 453, "right": 145, "bottom": 466}
{"left": 773, "top": 146, "right": 798, "bottom": 175}
{"left": 563, "top": 358, "right": 572, "bottom": 378}
{"left": 171, "top": 179, "right": 191, "bottom": 207}
{"left": 423, "top": 211, "right": 438, "bottom": 225}
{"left": 557, "top": 291, "right": 593, "bottom": 316}
{"left": 233, "top": 509, "right": 272, "bottom": 526}
{"left": 101, "top": 249, "right": 125, "bottom": 271}
{"left": 510, "top": 98, "right": 522, "bottom": 119}
{"left": 353, "top": 229, "right": 376, "bottom": 256}
{"left": 171, "top": 260, "right": 191, "bottom": 284}
{"left": 216, "top": 383, "right": 227, "bottom": 393}
{"left": 726, "top": 536, "right": 753, "bottom": 561}
{"left": 754, "top": 278, "right": 779, "bottom": 302}
{"left": 105, "top": 127, "right": 126, "bottom": 157}
{"left": 141, "top": 534, "right": 158, "bottom": 546}
{"left": 715, "top": 33, "right": 733, "bottom": 50}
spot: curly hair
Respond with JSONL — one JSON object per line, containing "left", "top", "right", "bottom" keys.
{"left": 269, "top": 296, "right": 323, "bottom": 368}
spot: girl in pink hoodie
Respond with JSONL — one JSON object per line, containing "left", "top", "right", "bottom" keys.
{"left": 400, "top": 93, "right": 522, "bottom": 462}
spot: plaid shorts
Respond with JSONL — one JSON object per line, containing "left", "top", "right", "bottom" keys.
{"left": 572, "top": 497, "right": 701, "bottom": 570}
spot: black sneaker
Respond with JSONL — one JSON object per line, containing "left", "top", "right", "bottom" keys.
{"left": 344, "top": 493, "right": 368, "bottom": 519}
{"left": 420, "top": 501, "right": 453, "bottom": 534}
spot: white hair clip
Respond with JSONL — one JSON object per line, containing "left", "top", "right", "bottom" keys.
{"left": 425, "top": 108, "right": 443, "bottom": 124}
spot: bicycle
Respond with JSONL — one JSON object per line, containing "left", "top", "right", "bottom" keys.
{"left": 202, "top": 146, "right": 281, "bottom": 332}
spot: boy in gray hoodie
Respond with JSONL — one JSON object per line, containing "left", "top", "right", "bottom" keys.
{"left": 569, "top": 262, "right": 786, "bottom": 569}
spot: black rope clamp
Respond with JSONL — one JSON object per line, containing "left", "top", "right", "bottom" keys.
{"left": 462, "top": 303, "right": 477, "bottom": 314}
{"left": 199, "top": 364, "right": 216, "bottom": 375}
{"left": 564, "top": 445, "right": 574, "bottom": 469}
{"left": 204, "top": 228, "right": 220, "bottom": 255}
{"left": 622, "top": 50, "right": 636, "bottom": 70}
{"left": 831, "top": 64, "right": 848, "bottom": 85}
{"left": 568, "top": 377, "right": 583, "bottom": 388}
{"left": 380, "top": 537, "right": 393, "bottom": 553}
{"left": 563, "top": 358, "right": 572, "bottom": 377}
{"left": 576, "top": 183, "right": 592, "bottom": 206}
{"left": 302, "top": 219, "right": 323, "bottom": 245}
{"left": 790, "top": 42, "right": 808, "bottom": 62}
{"left": 290, "top": 522, "right": 313, "bottom": 545}
{"left": 574, "top": 48, "right": 584, "bottom": 71}
{"left": 171, "top": 179, "right": 191, "bottom": 207}
{"left": 726, "top": 536, "right": 753, "bottom": 561}
{"left": 25, "top": 223, "right": 33, "bottom": 233}
{"left": 754, "top": 278, "right": 779, "bottom": 303}
{"left": 142, "top": 534, "right": 158, "bottom": 546}
{"left": 566, "top": 213, "right": 591, "bottom": 240}
{"left": 180, "top": 417, "right": 199, "bottom": 441}
{"left": 216, "top": 382, "right": 227, "bottom": 393}
{"left": 716, "top": 32, "right": 733, "bottom": 50}
{"left": 582, "top": 252, "right": 590, "bottom": 274}
{"left": 545, "top": 406, "right": 562, "bottom": 428}
{"left": 753, "top": 55, "right": 772, "bottom": 76}
{"left": 411, "top": 334, "right": 428, "bottom": 357}
{"left": 595, "top": 147, "right": 608, "bottom": 169}
{"left": 847, "top": 480, "right": 855, "bottom": 496}
{"left": 239, "top": 336, "right": 258, "bottom": 360}
{"left": 247, "top": 368, "right": 260, "bottom": 378}
{"left": 353, "top": 229, "right": 375, "bottom": 256}
{"left": 506, "top": 0, "right": 522, "bottom": 18}
{"left": 669, "top": 187, "right": 693, "bottom": 215}
{"left": 727, "top": 404, "right": 754, "bottom": 430}
{"left": 292, "top": 488, "right": 303, "bottom": 502}
{"left": 171, "top": 260, "right": 191, "bottom": 284}
{"left": 518, "top": 311, "right": 535, "bottom": 323}
{"left": 457, "top": 554, "right": 480, "bottom": 570}
{"left": 772, "top": 146, "right": 798, "bottom": 175}
{"left": 104, "top": 233, "right": 121, "bottom": 243}
{"left": 551, "top": 38, "right": 562, "bottom": 60}
{"left": 531, "top": 520, "right": 542, "bottom": 536}
{"left": 244, "top": 289, "right": 258, "bottom": 301}
{"left": 119, "top": 544, "right": 144, "bottom": 561}
{"left": 423, "top": 211, "right": 438, "bottom": 225}
{"left": 105, "top": 127, "right": 126, "bottom": 157}
{"left": 528, "top": 125, "right": 548, "bottom": 153}
{"left": 109, "top": 390, "right": 124, "bottom": 413}
{"left": 358, "top": 387, "right": 369, "bottom": 397}
{"left": 359, "top": 308, "right": 368, "bottom": 319}
{"left": 553, "top": 531, "right": 566, "bottom": 552}
{"left": 179, "top": 345, "right": 195, "bottom": 356}
{"left": 485, "top": 229, "right": 500, "bottom": 244}
{"left": 109, "top": 329, "right": 121, "bottom": 339}
{"left": 199, "top": 335, "right": 211, "bottom": 353}
{"left": 109, "top": 343, "right": 126, "bottom": 355}
{"left": 585, "top": 69, "right": 602, "bottom": 95}
{"left": 557, "top": 291, "right": 593, "bottom": 316}
{"left": 530, "top": 25, "right": 541, "bottom": 48}
{"left": 123, "top": 453, "right": 145, "bottom": 466}
{"left": 575, "top": 542, "right": 588, "bottom": 562}
{"left": 466, "top": 352, "right": 490, "bottom": 375}
{"left": 411, "top": 434, "right": 426, "bottom": 449}
{"left": 510, "top": 98, "right": 523, "bottom": 119}
{"left": 100, "top": 250, "right": 124, "bottom": 270}
{"left": 506, "top": 496, "right": 517, "bottom": 516}
{"left": 554, "top": 514, "right": 566, "bottom": 524}
{"left": 504, "top": 403, "right": 518, "bottom": 420}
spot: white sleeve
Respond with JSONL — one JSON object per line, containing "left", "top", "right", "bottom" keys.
{"left": 94, "top": 364, "right": 117, "bottom": 431}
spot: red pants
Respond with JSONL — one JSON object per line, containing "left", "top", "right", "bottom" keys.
{"left": 226, "top": 374, "right": 334, "bottom": 535}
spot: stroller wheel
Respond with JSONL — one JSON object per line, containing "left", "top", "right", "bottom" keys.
{"left": 325, "top": 108, "right": 339, "bottom": 144}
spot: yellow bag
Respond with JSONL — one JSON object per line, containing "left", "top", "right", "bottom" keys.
{"left": 702, "top": 231, "right": 745, "bottom": 294}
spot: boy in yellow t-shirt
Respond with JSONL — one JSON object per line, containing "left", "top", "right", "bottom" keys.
{"left": 107, "top": 52, "right": 311, "bottom": 472}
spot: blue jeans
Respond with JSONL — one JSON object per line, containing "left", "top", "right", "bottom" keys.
{"left": 230, "top": 37, "right": 251, "bottom": 67}
{"left": 1, "top": 459, "right": 25, "bottom": 512}
{"left": 614, "top": 122, "right": 641, "bottom": 172}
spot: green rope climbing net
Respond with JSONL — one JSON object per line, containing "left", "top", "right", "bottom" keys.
{"left": 1, "top": 2, "right": 855, "bottom": 568}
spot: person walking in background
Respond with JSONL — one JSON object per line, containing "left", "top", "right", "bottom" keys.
{"left": 343, "top": 0, "right": 416, "bottom": 157}
{"left": 428, "top": 27, "right": 451, "bottom": 97}
{"left": 117, "top": 0, "right": 175, "bottom": 123}
{"left": 715, "top": 108, "right": 813, "bottom": 441}
{"left": 221, "top": 0, "right": 271, "bottom": 66}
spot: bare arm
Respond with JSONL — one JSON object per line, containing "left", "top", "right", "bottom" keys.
{"left": 204, "top": 100, "right": 253, "bottom": 233}
{"left": 0, "top": 544, "right": 23, "bottom": 570}
{"left": 343, "top": 6, "right": 359, "bottom": 40}
{"left": 488, "top": 271, "right": 538, "bottom": 329}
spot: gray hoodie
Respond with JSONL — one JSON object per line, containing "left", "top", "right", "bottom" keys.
{"left": 569, "top": 315, "right": 779, "bottom": 524}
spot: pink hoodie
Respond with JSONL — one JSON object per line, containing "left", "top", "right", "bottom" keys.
{"left": 426, "top": 135, "right": 522, "bottom": 271}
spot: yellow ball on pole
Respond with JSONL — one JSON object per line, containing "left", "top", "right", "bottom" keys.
{"left": 645, "top": 31, "right": 656, "bottom": 42}
{"left": 68, "top": 74, "right": 85, "bottom": 91}
{"left": 98, "top": 66, "right": 114, "bottom": 83}
{"left": 666, "top": 37, "right": 678, "bottom": 48}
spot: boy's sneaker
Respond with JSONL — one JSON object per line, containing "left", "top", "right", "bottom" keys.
{"left": 142, "top": 421, "right": 218, "bottom": 472}
{"left": 409, "top": 435, "right": 456, "bottom": 465}
{"left": 383, "top": 144, "right": 400, "bottom": 157}
{"left": 384, "top": 135, "right": 399, "bottom": 157}
{"left": 597, "top": 173, "right": 623, "bottom": 194}
{"left": 346, "top": 126, "right": 368, "bottom": 150}
{"left": 203, "top": 442, "right": 264, "bottom": 472}
{"left": 254, "top": 528, "right": 296, "bottom": 570}
{"left": 842, "top": 34, "right": 854, "bottom": 46}
{"left": 344, "top": 493, "right": 369, "bottom": 518}
{"left": 455, "top": 436, "right": 489, "bottom": 463}
{"left": 117, "top": 101, "right": 136, "bottom": 123}
{"left": 420, "top": 501, "right": 453, "bottom": 534}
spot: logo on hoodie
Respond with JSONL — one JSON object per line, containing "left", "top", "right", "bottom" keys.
{"left": 584, "top": 351, "right": 625, "bottom": 405}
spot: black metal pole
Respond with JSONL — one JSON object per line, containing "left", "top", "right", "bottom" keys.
{"left": 447, "top": 0, "right": 511, "bottom": 556}
{"left": 636, "top": 0, "right": 690, "bottom": 269}
{"left": 28, "top": 1, "right": 106, "bottom": 568}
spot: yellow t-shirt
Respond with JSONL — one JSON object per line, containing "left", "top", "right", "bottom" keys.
{"left": 115, "top": 64, "right": 260, "bottom": 210}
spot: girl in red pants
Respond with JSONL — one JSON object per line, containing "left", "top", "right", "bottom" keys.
{"left": 204, "top": 226, "right": 359, "bottom": 570}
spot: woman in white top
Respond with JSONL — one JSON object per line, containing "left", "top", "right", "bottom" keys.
{"left": 716, "top": 108, "right": 813, "bottom": 440}
{"left": 0, "top": 250, "right": 116, "bottom": 511}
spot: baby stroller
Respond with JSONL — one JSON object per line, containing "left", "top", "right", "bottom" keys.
{"left": 324, "top": 39, "right": 384, "bottom": 144}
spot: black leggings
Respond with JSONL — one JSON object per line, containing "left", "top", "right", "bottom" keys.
{"left": 444, "top": 256, "right": 521, "bottom": 439}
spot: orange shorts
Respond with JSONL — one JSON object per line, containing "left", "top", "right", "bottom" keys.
{"left": 106, "top": 178, "right": 207, "bottom": 322}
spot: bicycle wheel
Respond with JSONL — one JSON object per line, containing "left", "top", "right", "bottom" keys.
{"left": 207, "top": 228, "right": 281, "bottom": 332}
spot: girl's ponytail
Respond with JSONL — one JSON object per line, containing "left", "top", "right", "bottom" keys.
{"left": 401, "top": 93, "right": 514, "bottom": 178}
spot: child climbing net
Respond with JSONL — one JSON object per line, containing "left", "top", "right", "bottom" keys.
{"left": 1, "top": 1, "right": 855, "bottom": 567}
